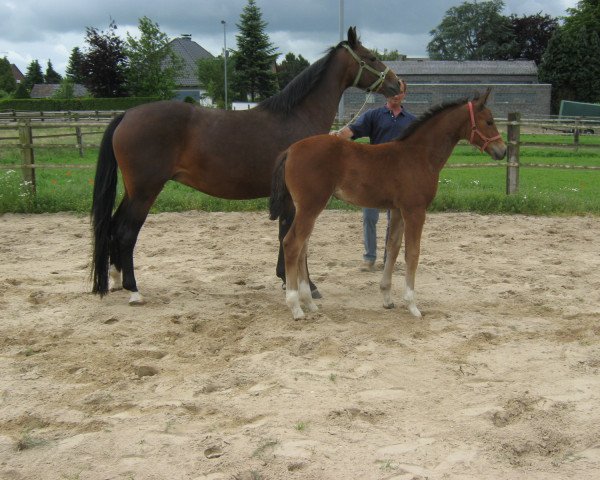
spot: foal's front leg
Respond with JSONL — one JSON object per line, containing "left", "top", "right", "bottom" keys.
{"left": 401, "top": 208, "right": 426, "bottom": 318}
{"left": 380, "top": 209, "right": 404, "bottom": 309}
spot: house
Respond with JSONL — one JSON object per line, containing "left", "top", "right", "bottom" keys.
{"left": 30, "top": 83, "right": 89, "bottom": 98}
{"left": 167, "top": 34, "right": 215, "bottom": 104}
{"left": 11, "top": 64, "right": 25, "bottom": 84}
{"left": 343, "top": 59, "right": 551, "bottom": 119}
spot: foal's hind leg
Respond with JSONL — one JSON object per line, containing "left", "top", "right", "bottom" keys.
{"left": 380, "top": 209, "right": 404, "bottom": 309}
{"left": 278, "top": 208, "right": 322, "bottom": 299}
{"left": 298, "top": 242, "right": 318, "bottom": 313}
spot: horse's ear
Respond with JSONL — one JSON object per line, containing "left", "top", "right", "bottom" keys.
{"left": 480, "top": 87, "right": 491, "bottom": 106}
{"left": 347, "top": 26, "right": 358, "bottom": 47}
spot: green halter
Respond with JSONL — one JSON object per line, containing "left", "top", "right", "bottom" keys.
{"left": 342, "top": 43, "right": 391, "bottom": 93}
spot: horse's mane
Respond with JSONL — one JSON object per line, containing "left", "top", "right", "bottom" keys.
{"left": 257, "top": 41, "right": 348, "bottom": 114}
{"left": 395, "top": 92, "right": 481, "bottom": 141}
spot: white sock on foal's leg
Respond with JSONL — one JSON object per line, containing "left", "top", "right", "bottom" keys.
{"left": 129, "top": 291, "right": 145, "bottom": 305}
{"left": 404, "top": 286, "right": 422, "bottom": 318}
{"left": 299, "top": 280, "right": 318, "bottom": 312}
{"left": 286, "top": 290, "right": 305, "bottom": 319}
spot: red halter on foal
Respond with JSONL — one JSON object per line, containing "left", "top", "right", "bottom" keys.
{"left": 468, "top": 101, "right": 502, "bottom": 152}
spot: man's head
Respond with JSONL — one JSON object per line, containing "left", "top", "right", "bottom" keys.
{"left": 386, "top": 79, "right": 406, "bottom": 106}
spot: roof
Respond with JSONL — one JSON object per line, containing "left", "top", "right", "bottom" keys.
{"left": 168, "top": 35, "right": 215, "bottom": 87}
{"left": 30, "top": 83, "right": 89, "bottom": 98}
{"left": 385, "top": 60, "right": 538, "bottom": 76}
{"left": 11, "top": 64, "right": 25, "bottom": 83}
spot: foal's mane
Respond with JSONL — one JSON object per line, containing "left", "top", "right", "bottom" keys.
{"left": 257, "top": 41, "right": 348, "bottom": 114}
{"left": 395, "top": 92, "right": 481, "bottom": 141}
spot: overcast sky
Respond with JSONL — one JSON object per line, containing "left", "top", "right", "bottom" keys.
{"left": 1, "top": 0, "right": 578, "bottom": 75}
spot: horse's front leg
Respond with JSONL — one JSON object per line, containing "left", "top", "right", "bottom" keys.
{"left": 380, "top": 209, "right": 404, "bottom": 309}
{"left": 401, "top": 208, "right": 426, "bottom": 318}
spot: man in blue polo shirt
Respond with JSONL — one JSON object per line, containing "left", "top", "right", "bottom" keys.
{"left": 331, "top": 79, "right": 416, "bottom": 271}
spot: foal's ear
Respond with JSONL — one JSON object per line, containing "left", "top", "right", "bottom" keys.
{"left": 480, "top": 87, "right": 492, "bottom": 105}
{"left": 347, "top": 26, "right": 358, "bottom": 47}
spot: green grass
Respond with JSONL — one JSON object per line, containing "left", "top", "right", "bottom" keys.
{"left": 1, "top": 129, "right": 599, "bottom": 215}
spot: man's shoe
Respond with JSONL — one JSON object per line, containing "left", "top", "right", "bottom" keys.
{"left": 360, "top": 259, "right": 375, "bottom": 272}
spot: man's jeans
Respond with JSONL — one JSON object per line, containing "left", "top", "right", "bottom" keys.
{"left": 362, "top": 208, "right": 390, "bottom": 263}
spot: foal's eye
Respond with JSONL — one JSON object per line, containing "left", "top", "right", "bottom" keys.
{"left": 486, "top": 120, "right": 494, "bottom": 126}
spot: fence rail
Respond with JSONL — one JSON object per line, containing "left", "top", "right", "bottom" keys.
{"left": 1, "top": 111, "right": 600, "bottom": 195}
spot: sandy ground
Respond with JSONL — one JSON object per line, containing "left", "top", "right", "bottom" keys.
{"left": 1, "top": 210, "right": 599, "bottom": 480}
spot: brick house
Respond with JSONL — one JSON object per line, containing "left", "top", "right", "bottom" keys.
{"left": 11, "top": 64, "right": 25, "bottom": 84}
{"left": 343, "top": 59, "right": 551, "bottom": 120}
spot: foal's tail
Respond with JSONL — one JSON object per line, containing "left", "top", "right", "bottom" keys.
{"left": 269, "top": 150, "right": 291, "bottom": 221}
{"left": 91, "top": 113, "right": 125, "bottom": 296}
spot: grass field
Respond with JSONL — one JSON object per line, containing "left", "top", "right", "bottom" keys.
{"left": 1, "top": 126, "right": 599, "bottom": 215}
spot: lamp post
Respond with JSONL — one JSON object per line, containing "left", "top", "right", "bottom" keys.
{"left": 338, "top": 0, "right": 345, "bottom": 122}
{"left": 221, "top": 20, "right": 228, "bottom": 110}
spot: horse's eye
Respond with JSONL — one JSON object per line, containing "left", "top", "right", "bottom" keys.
{"left": 369, "top": 56, "right": 376, "bottom": 62}
{"left": 487, "top": 120, "right": 494, "bottom": 126}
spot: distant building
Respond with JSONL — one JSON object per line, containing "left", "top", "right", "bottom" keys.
{"left": 11, "top": 64, "right": 25, "bottom": 84}
{"left": 30, "top": 83, "right": 89, "bottom": 98}
{"left": 167, "top": 34, "right": 215, "bottom": 105}
{"left": 343, "top": 59, "right": 551, "bottom": 119}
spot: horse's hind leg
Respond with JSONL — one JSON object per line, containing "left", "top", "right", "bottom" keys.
{"left": 278, "top": 207, "right": 322, "bottom": 299}
{"left": 298, "top": 242, "right": 318, "bottom": 313}
{"left": 112, "top": 191, "right": 160, "bottom": 305}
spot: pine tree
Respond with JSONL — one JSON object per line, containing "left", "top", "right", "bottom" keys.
{"left": 44, "top": 60, "right": 62, "bottom": 84}
{"left": 233, "top": 0, "right": 278, "bottom": 102}
{"left": 66, "top": 47, "right": 86, "bottom": 84}
{"left": 24, "top": 60, "right": 44, "bottom": 89}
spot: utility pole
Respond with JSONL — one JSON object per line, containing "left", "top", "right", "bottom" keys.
{"left": 221, "top": 20, "right": 228, "bottom": 110}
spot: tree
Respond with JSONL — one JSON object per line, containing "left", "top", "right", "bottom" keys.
{"left": 539, "top": 26, "right": 600, "bottom": 112}
{"left": 125, "top": 16, "right": 182, "bottom": 98}
{"left": 233, "top": 0, "right": 278, "bottom": 101}
{"left": 53, "top": 78, "right": 76, "bottom": 99}
{"left": 563, "top": 0, "right": 600, "bottom": 34}
{"left": 66, "top": 47, "right": 86, "bottom": 84}
{"left": 0, "top": 57, "right": 16, "bottom": 93}
{"left": 24, "top": 59, "right": 44, "bottom": 89}
{"left": 197, "top": 53, "right": 236, "bottom": 108}
{"left": 427, "top": 0, "right": 516, "bottom": 60}
{"left": 539, "top": 0, "right": 600, "bottom": 112}
{"left": 13, "top": 82, "right": 30, "bottom": 99}
{"left": 80, "top": 20, "right": 128, "bottom": 97}
{"left": 370, "top": 48, "right": 404, "bottom": 61}
{"left": 509, "top": 13, "right": 559, "bottom": 64}
{"left": 276, "top": 52, "right": 309, "bottom": 91}
{"left": 44, "top": 60, "right": 62, "bottom": 84}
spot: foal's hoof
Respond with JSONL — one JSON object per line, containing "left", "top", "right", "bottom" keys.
{"left": 128, "top": 292, "right": 146, "bottom": 306}
{"left": 383, "top": 302, "right": 395, "bottom": 310}
{"left": 311, "top": 288, "right": 322, "bottom": 299}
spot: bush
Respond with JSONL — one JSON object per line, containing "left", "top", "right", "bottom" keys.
{"left": 0, "top": 97, "right": 162, "bottom": 111}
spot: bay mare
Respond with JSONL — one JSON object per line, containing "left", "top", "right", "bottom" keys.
{"left": 91, "top": 27, "right": 400, "bottom": 305}
{"left": 269, "top": 89, "right": 507, "bottom": 320}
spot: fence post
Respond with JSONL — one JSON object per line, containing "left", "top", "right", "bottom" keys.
{"left": 506, "top": 112, "right": 520, "bottom": 195}
{"left": 74, "top": 113, "right": 84, "bottom": 157}
{"left": 18, "top": 120, "right": 36, "bottom": 195}
{"left": 574, "top": 117, "right": 580, "bottom": 152}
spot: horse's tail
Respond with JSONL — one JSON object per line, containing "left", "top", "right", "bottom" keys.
{"left": 269, "top": 150, "right": 291, "bottom": 221}
{"left": 91, "top": 113, "right": 125, "bottom": 296}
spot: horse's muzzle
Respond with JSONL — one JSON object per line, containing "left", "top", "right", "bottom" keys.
{"left": 489, "top": 142, "right": 507, "bottom": 161}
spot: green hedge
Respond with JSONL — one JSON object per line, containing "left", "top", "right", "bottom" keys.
{"left": 0, "top": 97, "right": 161, "bottom": 111}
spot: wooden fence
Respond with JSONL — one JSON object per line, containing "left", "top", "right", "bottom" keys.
{"left": 1, "top": 110, "right": 600, "bottom": 195}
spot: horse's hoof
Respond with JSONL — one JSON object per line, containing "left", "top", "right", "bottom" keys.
{"left": 128, "top": 292, "right": 146, "bottom": 306}
{"left": 311, "top": 289, "right": 322, "bottom": 299}
{"left": 408, "top": 305, "right": 422, "bottom": 318}
{"left": 383, "top": 302, "right": 395, "bottom": 309}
